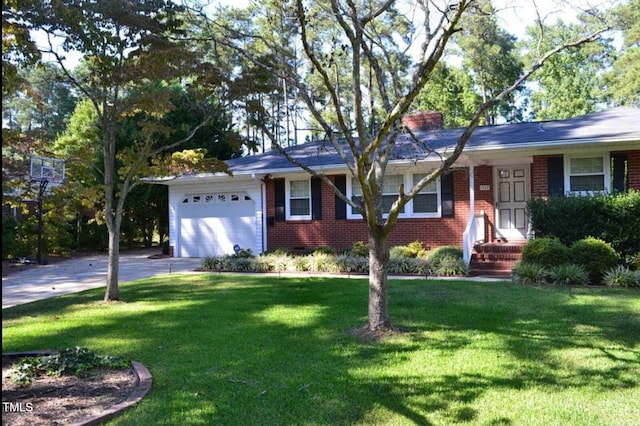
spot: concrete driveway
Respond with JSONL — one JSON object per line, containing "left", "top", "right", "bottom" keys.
{"left": 2, "top": 250, "right": 202, "bottom": 309}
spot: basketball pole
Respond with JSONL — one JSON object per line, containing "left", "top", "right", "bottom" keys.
{"left": 37, "top": 179, "right": 49, "bottom": 265}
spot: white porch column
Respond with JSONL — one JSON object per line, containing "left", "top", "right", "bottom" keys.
{"left": 463, "top": 163, "right": 475, "bottom": 263}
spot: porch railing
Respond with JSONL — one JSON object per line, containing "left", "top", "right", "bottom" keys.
{"left": 463, "top": 211, "right": 486, "bottom": 264}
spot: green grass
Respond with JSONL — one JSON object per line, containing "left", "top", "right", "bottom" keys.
{"left": 3, "top": 275, "right": 639, "bottom": 425}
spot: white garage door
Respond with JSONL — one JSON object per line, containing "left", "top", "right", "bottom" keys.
{"left": 179, "top": 192, "right": 256, "bottom": 257}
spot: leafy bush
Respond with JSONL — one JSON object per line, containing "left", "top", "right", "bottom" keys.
{"left": 512, "top": 262, "right": 548, "bottom": 285}
{"left": 604, "top": 266, "right": 640, "bottom": 287}
{"left": 390, "top": 241, "right": 427, "bottom": 259}
{"left": 548, "top": 264, "right": 589, "bottom": 286}
{"left": 312, "top": 246, "right": 337, "bottom": 256}
{"left": 433, "top": 255, "right": 467, "bottom": 277}
{"left": 528, "top": 191, "right": 640, "bottom": 260}
{"left": 350, "top": 241, "right": 369, "bottom": 257}
{"left": 9, "top": 347, "right": 129, "bottom": 387}
{"left": 427, "top": 246, "right": 463, "bottom": 270}
{"left": 521, "top": 238, "right": 569, "bottom": 267}
{"left": 569, "top": 237, "right": 619, "bottom": 284}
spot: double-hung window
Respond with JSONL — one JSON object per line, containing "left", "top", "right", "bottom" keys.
{"left": 412, "top": 173, "right": 439, "bottom": 216}
{"left": 566, "top": 155, "right": 609, "bottom": 194}
{"left": 287, "top": 179, "right": 311, "bottom": 219}
{"left": 350, "top": 175, "right": 405, "bottom": 216}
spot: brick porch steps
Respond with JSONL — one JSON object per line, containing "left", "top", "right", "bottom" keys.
{"left": 469, "top": 242, "right": 525, "bottom": 277}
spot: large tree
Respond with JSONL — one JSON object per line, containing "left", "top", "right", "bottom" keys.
{"left": 455, "top": 0, "right": 524, "bottom": 124}
{"left": 522, "top": 17, "right": 614, "bottom": 120}
{"left": 607, "top": 0, "right": 640, "bottom": 107}
{"left": 21, "top": 0, "right": 229, "bottom": 301}
{"left": 192, "top": 0, "right": 611, "bottom": 333}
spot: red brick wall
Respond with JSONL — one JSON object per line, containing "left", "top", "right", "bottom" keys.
{"left": 622, "top": 150, "right": 640, "bottom": 190}
{"left": 531, "top": 150, "right": 640, "bottom": 197}
{"left": 531, "top": 155, "right": 551, "bottom": 198}
{"left": 265, "top": 149, "right": 639, "bottom": 252}
{"left": 266, "top": 170, "right": 473, "bottom": 252}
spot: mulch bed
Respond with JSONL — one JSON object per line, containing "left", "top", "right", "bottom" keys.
{"left": 2, "top": 355, "right": 137, "bottom": 426}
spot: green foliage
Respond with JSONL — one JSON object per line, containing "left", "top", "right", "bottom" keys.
{"left": 512, "top": 262, "right": 548, "bottom": 285}
{"left": 312, "top": 246, "right": 337, "bottom": 255}
{"left": 433, "top": 255, "right": 468, "bottom": 277}
{"left": 604, "top": 266, "right": 640, "bottom": 288}
{"left": 390, "top": 241, "right": 426, "bottom": 259}
{"left": 548, "top": 264, "right": 589, "bottom": 286}
{"left": 335, "top": 254, "right": 369, "bottom": 274}
{"left": 427, "top": 246, "right": 463, "bottom": 269}
{"left": 522, "top": 19, "right": 611, "bottom": 120}
{"left": 2, "top": 216, "right": 19, "bottom": 259}
{"left": 349, "top": 241, "right": 369, "bottom": 257}
{"left": 9, "top": 347, "right": 129, "bottom": 387}
{"left": 569, "top": 237, "right": 619, "bottom": 284}
{"left": 201, "top": 249, "right": 434, "bottom": 276}
{"left": 527, "top": 191, "right": 640, "bottom": 260}
{"left": 607, "top": 0, "right": 640, "bottom": 107}
{"left": 521, "top": 238, "right": 569, "bottom": 267}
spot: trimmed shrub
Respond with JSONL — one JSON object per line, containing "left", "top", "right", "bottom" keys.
{"left": 390, "top": 241, "right": 427, "bottom": 259}
{"left": 604, "top": 266, "right": 640, "bottom": 287}
{"left": 312, "top": 246, "right": 337, "bottom": 256}
{"left": 528, "top": 191, "right": 640, "bottom": 260}
{"left": 512, "top": 262, "right": 548, "bottom": 285}
{"left": 427, "top": 246, "right": 463, "bottom": 270}
{"left": 350, "top": 241, "right": 369, "bottom": 257}
{"left": 548, "top": 264, "right": 589, "bottom": 286}
{"left": 569, "top": 237, "right": 618, "bottom": 284}
{"left": 521, "top": 238, "right": 569, "bottom": 267}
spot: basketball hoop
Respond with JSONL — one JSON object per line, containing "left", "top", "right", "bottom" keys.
{"left": 30, "top": 154, "right": 65, "bottom": 187}
{"left": 29, "top": 154, "right": 66, "bottom": 265}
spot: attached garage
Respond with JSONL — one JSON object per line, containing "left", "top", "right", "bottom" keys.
{"left": 178, "top": 191, "right": 257, "bottom": 257}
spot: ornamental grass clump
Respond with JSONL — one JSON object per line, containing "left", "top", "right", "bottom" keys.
{"left": 547, "top": 264, "right": 589, "bottom": 286}
{"left": 512, "top": 262, "right": 548, "bottom": 285}
{"left": 604, "top": 265, "right": 640, "bottom": 287}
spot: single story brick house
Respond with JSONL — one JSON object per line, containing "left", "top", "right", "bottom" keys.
{"left": 154, "top": 107, "right": 640, "bottom": 269}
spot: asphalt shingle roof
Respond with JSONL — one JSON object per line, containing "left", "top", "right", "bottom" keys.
{"left": 223, "top": 107, "right": 640, "bottom": 174}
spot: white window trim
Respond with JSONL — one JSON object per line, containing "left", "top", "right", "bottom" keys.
{"left": 286, "top": 178, "right": 312, "bottom": 220}
{"left": 564, "top": 153, "right": 611, "bottom": 195}
{"left": 346, "top": 173, "right": 441, "bottom": 219}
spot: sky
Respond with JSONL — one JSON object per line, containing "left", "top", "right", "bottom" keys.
{"left": 37, "top": 0, "right": 618, "bottom": 70}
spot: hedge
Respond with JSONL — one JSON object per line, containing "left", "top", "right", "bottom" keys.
{"left": 527, "top": 191, "right": 640, "bottom": 262}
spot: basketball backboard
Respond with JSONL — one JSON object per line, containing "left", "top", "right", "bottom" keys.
{"left": 30, "top": 154, "right": 65, "bottom": 186}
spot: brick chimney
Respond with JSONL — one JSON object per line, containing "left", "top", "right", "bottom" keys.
{"left": 401, "top": 111, "right": 444, "bottom": 131}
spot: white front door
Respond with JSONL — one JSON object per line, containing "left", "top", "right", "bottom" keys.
{"left": 495, "top": 166, "right": 529, "bottom": 241}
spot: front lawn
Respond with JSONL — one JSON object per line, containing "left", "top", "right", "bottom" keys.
{"left": 3, "top": 275, "right": 639, "bottom": 425}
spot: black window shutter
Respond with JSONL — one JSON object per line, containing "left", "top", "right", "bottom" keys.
{"left": 611, "top": 153, "right": 628, "bottom": 192}
{"left": 441, "top": 172, "right": 454, "bottom": 217}
{"left": 334, "top": 175, "right": 347, "bottom": 220}
{"left": 274, "top": 178, "right": 285, "bottom": 221}
{"left": 547, "top": 156, "right": 565, "bottom": 196}
{"left": 311, "top": 177, "right": 322, "bottom": 220}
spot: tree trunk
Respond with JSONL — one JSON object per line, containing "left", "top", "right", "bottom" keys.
{"left": 104, "top": 222, "right": 121, "bottom": 301}
{"left": 367, "top": 230, "right": 392, "bottom": 332}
